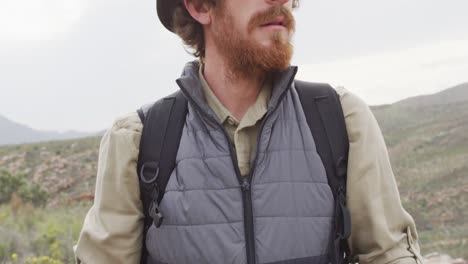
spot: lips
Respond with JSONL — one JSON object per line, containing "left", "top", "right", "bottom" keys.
{"left": 260, "top": 16, "right": 286, "bottom": 27}
{"left": 248, "top": 6, "right": 295, "bottom": 33}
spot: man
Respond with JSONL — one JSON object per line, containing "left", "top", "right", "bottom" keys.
{"left": 75, "top": 0, "right": 423, "bottom": 263}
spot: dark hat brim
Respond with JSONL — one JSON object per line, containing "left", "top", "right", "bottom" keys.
{"left": 157, "top": 0, "right": 179, "bottom": 32}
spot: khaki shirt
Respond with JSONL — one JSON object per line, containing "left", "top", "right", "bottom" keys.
{"left": 199, "top": 65, "right": 271, "bottom": 176}
{"left": 74, "top": 72, "right": 423, "bottom": 264}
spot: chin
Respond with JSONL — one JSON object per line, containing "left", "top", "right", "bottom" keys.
{"left": 258, "top": 37, "right": 290, "bottom": 48}
{"left": 258, "top": 40, "right": 276, "bottom": 48}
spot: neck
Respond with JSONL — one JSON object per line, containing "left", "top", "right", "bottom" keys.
{"left": 202, "top": 48, "right": 267, "bottom": 121}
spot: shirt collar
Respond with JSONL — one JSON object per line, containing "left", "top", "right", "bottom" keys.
{"left": 198, "top": 64, "right": 272, "bottom": 127}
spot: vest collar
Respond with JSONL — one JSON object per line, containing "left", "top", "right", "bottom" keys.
{"left": 176, "top": 60, "right": 298, "bottom": 124}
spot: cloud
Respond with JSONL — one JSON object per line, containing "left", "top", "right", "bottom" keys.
{"left": 1, "top": 0, "right": 468, "bottom": 131}
{"left": 0, "top": 0, "right": 191, "bottom": 132}
{"left": 0, "top": 0, "right": 86, "bottom": 46}
{"left": 293, "top": 0, "right": 468, "bottom": 64}
{"left": 296, "top": 39, "right": 468, "bottom": 105}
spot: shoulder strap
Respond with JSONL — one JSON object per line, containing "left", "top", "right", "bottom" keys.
{"left": 136, "top": 90, "right": 188, "bottom": 264}
{"left": 295, "top": 80, "right": 351, "bottom": 263}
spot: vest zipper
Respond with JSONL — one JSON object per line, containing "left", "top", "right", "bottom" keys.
{"left": 220, "top": 129, "right": 257, "bottom": 264}
{"left": 177, "top": 82, "right": 257, "bottom": 263}
{"left": 241, "top": 71, "right": 297, "bottom": 264}
{"left": 177, "top": 68, "right": 297, "bottom": 264}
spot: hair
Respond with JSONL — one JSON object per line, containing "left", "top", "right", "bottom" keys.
{"left": 172, "top": 0, "right": 218, "bottom": 58}
{"left": 172, "top": 0, "right": 300, "bottom": 58}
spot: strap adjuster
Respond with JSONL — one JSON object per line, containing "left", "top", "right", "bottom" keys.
{"left": 336, "top": 156, "right": 347, "bottom": 178}
{"left": 335, "top": 187, "right": 351, "bottom": 239}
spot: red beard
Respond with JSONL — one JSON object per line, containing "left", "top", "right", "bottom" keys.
{"left": 211, "top": 5, "right": 295, "bottom": 80}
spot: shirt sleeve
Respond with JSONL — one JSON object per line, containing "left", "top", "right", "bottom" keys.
{"left": 74, "top": 112, "right": 144, "bottom": 264}
{"left": 336, "top": 87, "right": 424, "bottom": 264}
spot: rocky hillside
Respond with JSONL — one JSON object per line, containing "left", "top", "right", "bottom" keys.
{"left": 0, "top": 83, "right": 467, "bottom": 260}
{"left": 0, "top": 136, "right": 100, "bottom": 205}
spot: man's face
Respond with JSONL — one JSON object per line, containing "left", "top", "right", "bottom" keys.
{"left": 209, "top": 0, "right": 296, "bottom": 78}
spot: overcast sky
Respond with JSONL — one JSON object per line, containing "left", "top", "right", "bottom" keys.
{"left": 1, "top": 0, "right": 467, "bottom": 132}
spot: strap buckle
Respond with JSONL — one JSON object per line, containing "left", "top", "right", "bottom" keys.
{"left": 140, "top": 161, "right": 164, "bottom": 228}
{"left": 149, "top": 201, "right": 164, "bottom": 228}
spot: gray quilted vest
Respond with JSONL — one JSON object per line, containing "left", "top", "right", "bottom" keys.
{"left": 145, "top": 62, "right": 335, "bottom": 264}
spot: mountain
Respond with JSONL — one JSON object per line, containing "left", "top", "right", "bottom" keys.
{"left": 0, "top": 114, "right": 98, "bottom": 146}
{"left": 0, "top": 82, "right": 467, "bottom": 259}
{"left": 371, "top": 83, "right": 468, "bottom": 259}
{"left": 395, "top": 82, "right": 468, "bottom": 107}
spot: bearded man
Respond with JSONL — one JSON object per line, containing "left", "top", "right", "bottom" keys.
{"left": 74, "top": 0, "right": 423, "bottom": 263}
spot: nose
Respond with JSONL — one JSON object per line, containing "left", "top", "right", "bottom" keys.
{"left": 265, "top": 0, "right": 290, "bottom": 6}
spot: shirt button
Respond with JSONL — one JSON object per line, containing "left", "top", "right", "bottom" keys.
{"left": 227, "top": 117, "right": 236, "bottom": 126}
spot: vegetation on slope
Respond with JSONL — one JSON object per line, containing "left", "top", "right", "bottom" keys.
{"left": 372, "top": 101, "right": 468, "bottom": 259}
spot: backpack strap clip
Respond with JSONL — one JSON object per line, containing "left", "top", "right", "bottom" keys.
{"left": 139, "top": 161, "right": 164, "bottom": 227}
{"left": 149, "top": 200, "right": 164, "bottom": 228}
{"left": 139, "top": 161, "right": 160, "bottom": 184}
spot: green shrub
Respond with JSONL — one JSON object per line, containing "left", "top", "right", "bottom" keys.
{"left": 0, "top": 169, "right": 48, "bottom": 207}
{"left": 18, "top": 183, "right": 48, "bottom": 207}
{"left": 0, "top": 204, "right": 90, "bottom": 264}
{"left": 0, "top": 170, "right": 24, "bottom": 204}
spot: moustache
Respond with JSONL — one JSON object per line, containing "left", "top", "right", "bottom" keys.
{"left": 248, "top": 6, "right": 296, "bottom": 33}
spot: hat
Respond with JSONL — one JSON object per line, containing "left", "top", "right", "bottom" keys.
{"left": 157, "top": 0, "right": 179, "bottom": 32}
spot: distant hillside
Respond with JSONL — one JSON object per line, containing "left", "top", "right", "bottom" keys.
{"left": 0, "top": 82, "right": 467, "bottom": 259}
{"left": 0, "top": 114, "right": 98, "bottom": 146}
{"left": 371, "top": 83, "right": 468, "bottom": 259}
{"left": 395, "top": 82, "right": 468, "bottom": 107}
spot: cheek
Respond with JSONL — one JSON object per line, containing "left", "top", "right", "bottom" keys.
{"left": 225, "top": 1, "right": 251, "bottom": 27}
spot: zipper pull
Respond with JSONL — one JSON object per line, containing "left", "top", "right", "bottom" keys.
{"left": 241, "top": 178, "right": 250, "bottom": 191}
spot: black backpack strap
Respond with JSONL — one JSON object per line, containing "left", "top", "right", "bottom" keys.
{"left": 295, "top": 80, "right": 351, "bottom": 264}
{"left": 136, "top": 90, "right": 188, "bottom": 264}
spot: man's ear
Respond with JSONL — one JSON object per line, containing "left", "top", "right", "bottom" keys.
{"left": 184, "top": 0, "right": 212, "bottom": 26}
